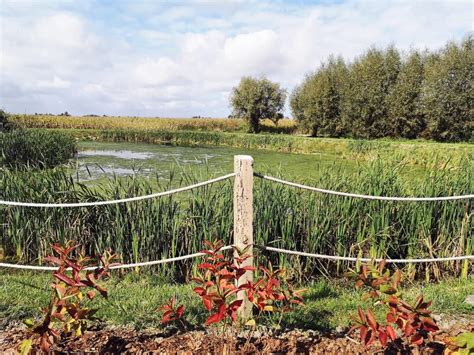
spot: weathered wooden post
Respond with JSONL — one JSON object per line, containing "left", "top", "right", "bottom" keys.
{"left": 234, "top": 155, "right": 254, "bottom": 321}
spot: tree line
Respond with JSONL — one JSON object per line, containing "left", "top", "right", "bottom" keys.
{"left": 231, "top": 36, "right": 472, "bottom": 142}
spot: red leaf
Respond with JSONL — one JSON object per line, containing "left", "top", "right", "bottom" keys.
{"left": 366, "top": 309, "right": 378, "bottom": 330}
{"left": 411, "top": 333, "right": 424, "bottom": 346}
{"left": 198, "top": 263, "right": 215, "bottom": 271}
{"left": 360, "top": 326, "right": 368, "bottom": 345}
{"left": 386, "top": 325, "right": 396, "bottom": 341}
{"left": 357, "top": 308, "right": 366, "bottom": 323}
{"left": 379, "top": 329, "right": 388, "bottom": 348}
{"left": 176, "top": 305, "right": 184, "bottom": 318}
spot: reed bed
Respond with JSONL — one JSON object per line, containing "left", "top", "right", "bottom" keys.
{"left": 1, "top": 159, "right": 471, "bottom": 281}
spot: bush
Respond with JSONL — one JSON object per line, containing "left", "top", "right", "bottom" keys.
{"left": 0, "top": 109, "right": 9, "bottom": 131}
{"left": 0, "top": 129, "right": 77, "bottom": 169}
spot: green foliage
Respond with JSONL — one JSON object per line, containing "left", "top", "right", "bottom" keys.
{"left": 387, "top": 50, "right": 426, "bottom": 138}
{"left": 445, "top": 332, "right": 474, "bottom": 355}
{"left": 0, "top": 158, "right": 471, "bottom": 280}
{"left": 292, "top": 37, "right": 472, "bottom": 142}
{"left": 21, "top": 243, "right": 115, "bottom": 352}
{"left": 230, "top": 76, "right": 287, "bottom": 133}
{"left": 290, "top": 56, "right": 347, "bottom": 137}
{"left": 0, "top": 109, "right": 9, "bottom": 131}
{"left": 342, "top": 46, "right": 401, "bottom": 138}
{"left": 0, "top": 129, "right": 77, "bottom": 169}
{"left": 422, "top": 36, "right": 473, "bottom": 142}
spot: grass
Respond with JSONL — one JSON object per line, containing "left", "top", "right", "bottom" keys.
{"left": 0, "top": 270, "right": 472, "bottom": 331}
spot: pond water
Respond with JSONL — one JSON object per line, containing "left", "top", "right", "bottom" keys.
{"left": 74, "top": 141, "right": 360, "bottom": 183}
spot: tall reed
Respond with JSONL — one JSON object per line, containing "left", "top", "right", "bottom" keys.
{"left": 0, "top": 159, "right": 471, "bottom": 280}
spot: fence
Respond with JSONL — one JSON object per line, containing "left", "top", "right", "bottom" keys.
{"left": 0, "top": 155, "right": 473, "bottom": 319}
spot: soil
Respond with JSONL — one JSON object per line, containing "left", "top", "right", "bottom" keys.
{"left": 0, "top": 316, "right": 472, "bottom": 354}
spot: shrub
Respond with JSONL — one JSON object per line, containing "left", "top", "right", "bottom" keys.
{"left": 20, "top": 242, "right": 116, "bottom": 352}
{"left": 191, "top": 240, "right": 304, "bottom": 328}
{"left": 0, "top": 109, "right": 9, "bottom": 131}
{"left": 347, "top": 260, "right": 438, "bottom": 351}
{"left": 0, "top": 129, "right": 77, "bottom": 169}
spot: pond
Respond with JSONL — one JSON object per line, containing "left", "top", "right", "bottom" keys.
{"left": 74, "top": 141, "right": 361, "bottom": 183}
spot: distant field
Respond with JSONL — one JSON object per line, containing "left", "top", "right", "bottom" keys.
{"left": 9, "top": 114, "right": 298, "bottom": 134}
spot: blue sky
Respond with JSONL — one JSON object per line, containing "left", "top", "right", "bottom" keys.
{"left": 1, "top": 0, "right": 472, "bottom": 117}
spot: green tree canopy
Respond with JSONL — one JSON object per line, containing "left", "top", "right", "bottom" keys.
{"left": 290, "top": 56, "right": 347, "bottom": 137}
{"left": 230, "top": 77, "right": 287, "bottom": 133}
{"left": 387, "top": 50, "right": 426, "bottom": 138}
{"left": 422, "top": 36, "right": 473, "bottom": 142}
{"left": 342, "top": 46, "right": 401, "bottom": 138}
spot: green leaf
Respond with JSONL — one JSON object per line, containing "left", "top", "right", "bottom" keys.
{"left": 19, "top": 339, "right": 33, "bottom": 355}
{"left": 23, "top": 319, "right": 35, "bottom": 328}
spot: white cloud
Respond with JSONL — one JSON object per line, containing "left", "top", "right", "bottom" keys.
{"left": 0, "top": 0, "right": 472, "bottom": 117}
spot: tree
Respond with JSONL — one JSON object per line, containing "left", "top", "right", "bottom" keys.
{"left": 230, "top": 77, "right": 287, "bottom": 133}
{"left": 342, "top": 46, "right": 401, "bottom": 138}
{"left": 421, "top": 36, "right": 473, "bottom": 141}
{"left": 290, "top": 56, "right": 347, "bottom": 137}
{"left": 387, "top": 50, "right": 426, "bottom": 138}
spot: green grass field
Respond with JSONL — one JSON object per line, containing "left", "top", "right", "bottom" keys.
{"left": 1, "top": 271, "right": 472, "bottom": 331}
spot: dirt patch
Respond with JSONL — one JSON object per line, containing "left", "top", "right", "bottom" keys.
{"left": 0, "top": 320, "right": 472, "bottom": 354}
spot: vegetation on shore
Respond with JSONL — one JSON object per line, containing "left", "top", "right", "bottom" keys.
{"left": 0, "top": 129, "right": 77, "bottom": 169}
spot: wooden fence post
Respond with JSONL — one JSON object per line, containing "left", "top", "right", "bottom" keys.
{"left": 234, "top": 155, "right": 254, "bottom": 322}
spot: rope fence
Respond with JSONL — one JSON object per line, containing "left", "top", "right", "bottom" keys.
{"left": 0, "top": 246, "right": 234, "bottom": 271}
{"left": 257, "top": 245, "right": 474, "bottom": 263}
{"left": 0, "top": 155, "right": 472, "bottom": 290}
{"left": 254, "top": 173, "right": 474, "bottom": 201}
{"left": 1, "top": 244, "right": 471, "bottom": 271}
{"left": 0, "top": 173, "right": 236, "bottom": 208}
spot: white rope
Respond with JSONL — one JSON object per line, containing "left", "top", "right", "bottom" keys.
{"left": 260, "top": 245, "right": 474, "bottom": 263}
{"left": 0, "top": 173, "right": 236, "bottom": 208}
{"left": 0, "top": 246, "right": 234, "bottom": 271}
{"left": 255, "top": 174, "right": 474, "bottom": 202}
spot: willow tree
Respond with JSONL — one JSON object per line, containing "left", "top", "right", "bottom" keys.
{"left": 387, "top": 50, "right": 426, "bottom": 138}
{"left": 422, "top": 36, "right": 473, "bottom": 141}
{"left": 290, "top": 56, "right": 347, "bottom": 137}
{"left": 342, "top": 46, "right": 401, "bottom": 138}
{"left": 230, "top": 77, "right": 287, "bottom": 133}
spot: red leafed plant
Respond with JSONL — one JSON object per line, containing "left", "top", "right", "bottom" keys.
{"left": 240, "top": 263, "right": 305, "bottom": 318}
{"left": 159, "top": 296, "right": 185, "bottom": 325}
{"left": 345, "top": 259, "right": 401, "bottom": 301}
{"left": 350, "top": 308, "right": 396, "bottom": 348}
{"left": 386, "top": 295, "right": 439, "bottom": 345}
{"left": 192, "top": 240, "right": 305, "bottom": 328}
{"left": 347, "top": 260, "right": 438, "bottom": 352}
{"left": 192, "top": 240, "right": 254, "bottom": 327}
{"left": 19, "top": 242, "right": 117, "bottom": 353}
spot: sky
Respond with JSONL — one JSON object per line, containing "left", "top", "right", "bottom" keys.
{"left": 0, "top": 0, "right": 472, "bottom": 118}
